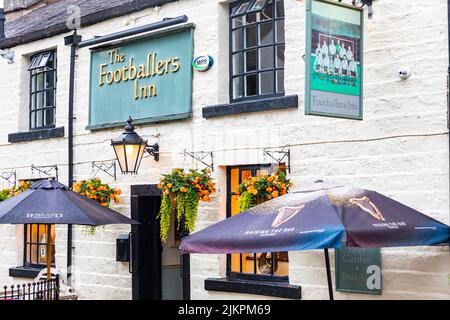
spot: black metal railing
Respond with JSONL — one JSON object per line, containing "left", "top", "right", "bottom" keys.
{"left": 0, "top": 275, "right": 59, "bottom": 300}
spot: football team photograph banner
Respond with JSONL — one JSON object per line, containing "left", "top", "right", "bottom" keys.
{"left": 305, "top": 0, "right": 363, "bottom": 119}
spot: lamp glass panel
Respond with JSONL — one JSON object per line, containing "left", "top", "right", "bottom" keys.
{"left": 114, "top": 143, "right": 147, "bottom": 173}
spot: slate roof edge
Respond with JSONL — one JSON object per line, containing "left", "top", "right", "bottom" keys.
{"left": 0, "top": 0, "right": 178, "bottom": 49}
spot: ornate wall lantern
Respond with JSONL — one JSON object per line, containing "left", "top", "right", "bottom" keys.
{"left": 111, "top": 117, "right": 159, "bottom": 174}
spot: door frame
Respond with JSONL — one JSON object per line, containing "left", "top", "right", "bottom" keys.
{"left": 130, "top": 184, "right": 191, "bottom": 300}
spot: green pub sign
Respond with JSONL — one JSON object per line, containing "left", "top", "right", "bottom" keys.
{"left": 88, "top": 25, "right": 194, "bottom": 130}
{"left": 305, "top": 0, "right": 363, "bottom": 119}
{"left": 335, "top": 248, "right": 382, "bottom": 295}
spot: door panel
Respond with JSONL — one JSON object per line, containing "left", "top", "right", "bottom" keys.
{"left": 131, "top": 194, "right": 162, "bottom": 300}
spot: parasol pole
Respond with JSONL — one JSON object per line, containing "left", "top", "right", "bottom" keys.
{"left": 46, "top": 224, "right": 52, "bottom": 281}
{"left": 324, "top": 248, "right": 334, "bottom": 300}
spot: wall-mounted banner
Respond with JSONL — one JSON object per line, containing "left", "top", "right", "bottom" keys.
{"left": 87, "top": 25, "right": 194, "bottom": 130}
{"left": 305, "top": 0, "right": 363, "bottom": 119}
{"left": 335, "top": 248, "right": 382, "bottom": 295}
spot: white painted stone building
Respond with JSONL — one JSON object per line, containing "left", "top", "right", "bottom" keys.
{"left": 0, "top": 0, "right": 448, "bottom": 300}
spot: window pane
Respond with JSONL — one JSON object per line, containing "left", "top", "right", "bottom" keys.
{"left": 36, "top": 73, "right": 44, "bottom": 91}
{"left": 276, "top": 0, "right": 284, "bottom": 17}
{"left": 31, "top": 75, "right": 36, "bottom": 92}
{"left": 45, "top": 89, "right": 55, "bottom": 107}
{"left": 245, "top": 25, "right": 257, "bottom": 48}
{"left": 232, "top": 17, "right": 243, "bottom": 29}
{"left": 274, "top": 252, "right": 289, "bottom": 276}
{"left": 246, "top": 12, "right": 257, "bottom": 24}
{"left": 259, "top": 46, "right": 274, "bottom": 69}
{"left": 232, "top": 2, "right": 250, "bottom": 15}
{"left": 259, "top": 22, "right": 274, "bottom": 46}
{"left": 232, "top": 29, "right": 243, "bottom": 52}
{"left": 245, "top": 49, "right": 257, "bottom": 72}
{"left": 250, "top": 0, "right": 267, "bottom": 11}
{"left": 276, "top": 45, "right": 285, "bottom": 68}
{"left": 38, "top": 52, "right": 51, "bottom": 68}
{"left": 276, "top": 19, "right": 285, "bottom": 43}
{"left": 45, "top": 71, "right": 55, "bottom": 88}
{"left": 232, "top": 77, "right": 243, "bottom": 100}
{"left": 232, "top": 53, "right": 244, "bottom": 75}
{"left": 44, "top": 108, "right": 54, "bottom": 127}
{"left": 245, "top": 74, "right": 257, "bottom": 97}
{"left": 30, "top": 93, "right": 36, "bottom": 110}
{"left": 36, "top": 92, "right": 44, "bottom": 109}
{"left": 36, "top": 110, "right": 43, "bottom": 128}
{"left": 30, "top": 111, "right": 36, "bottom": 129}
{"left": 259, "top": 71, "right": 275, "bottom": 95}
{"left": 29, "top": 55, "right": 41, "bottom": 70}
{"left": 277, "top": 70, "right": 285, "bottom": 93}
{"left": 260, "top": 1, "right": 274, "bottom": 20}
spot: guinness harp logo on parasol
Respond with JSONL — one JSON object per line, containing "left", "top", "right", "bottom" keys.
{"left": 271, "top": 205, "right": 305, "bottom": 228}
{"left": 349, "top": 196, "right": 385, "bottom": 221}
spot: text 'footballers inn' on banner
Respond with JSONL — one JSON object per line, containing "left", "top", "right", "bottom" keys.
{"left": 305, "top": 0, "right": 363, "bottom": 119}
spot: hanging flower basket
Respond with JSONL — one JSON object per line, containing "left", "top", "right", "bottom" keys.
{"left": 73, "top": 178, "right": 122, "bottom": 235}
{"left": 157, "top": 168, "right": 216, "bottom": 242}
{"left": 237, "top": 171, "right": 292, "bottom": 212}
{"left": 0, "top": 181, "right": 33, "bottom": 202}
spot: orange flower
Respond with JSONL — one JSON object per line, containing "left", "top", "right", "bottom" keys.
{"left": 272, "top": 190, "right": 279, "bottom": 198}
{"left": 180, "top": 187, "right": 187, "bottom": 193}
{"left": 266, "top": 187, "right": 273, "bottom": 192}
{"left": 268, "top": 176, "right": 275, "bottom": 182}
{"left": 167, "top": 183, "right": 173, "bottom": 189}
{"left": 115, "top": 189, "right": 122, "bottom": 195}
{"left": 101, "top": 202, "right": 109, "bottom": 207}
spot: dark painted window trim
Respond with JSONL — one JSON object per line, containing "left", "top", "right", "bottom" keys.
{"left": 8, "top": 127, "right": 64, "bottom": 143}
{"left": 205, "top": 278, "right": 301, "bottom": 299}
{"left": 9, "top": 266, "right": 42, "bottom": 279}
{"left": 202, "top": 94, "right": 298, "bottom": 119}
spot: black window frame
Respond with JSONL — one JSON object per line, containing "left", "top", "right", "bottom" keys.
{"left": 28, "top": 50, "right": 57, "bottom": 131}
{"left": 23, "top": 223, "right": 55, "bottom": 269}
{"left": 226, "top": 164, "right": 289, "bottom": 283}
{"left": 229, "top": 0, "right": 285, "bottom": 103}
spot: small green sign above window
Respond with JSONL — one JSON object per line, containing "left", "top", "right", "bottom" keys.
{"left": 87, "top": 25, "right": 194, "bottom": 130}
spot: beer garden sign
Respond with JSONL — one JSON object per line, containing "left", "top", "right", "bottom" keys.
{"left": 87, "top": 25, "right": 194, "bottom": 130}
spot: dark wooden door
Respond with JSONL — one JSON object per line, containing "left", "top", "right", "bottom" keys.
{"left": 130, "top": 185, "right": 162, "bottom": 300}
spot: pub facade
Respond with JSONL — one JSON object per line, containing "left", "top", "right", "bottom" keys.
{"left": 0, "top": 0, "right": 448, "bottom": 300}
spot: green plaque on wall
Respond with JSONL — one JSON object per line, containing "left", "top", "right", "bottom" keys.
{"left": 87, "top": 25, "right": 194, "bottom": 130}
{"left": 335, "top": 248, "right": 382, "bottom": 295}
{"left": 305, "top": 0, "right": 364, "bottom": 119}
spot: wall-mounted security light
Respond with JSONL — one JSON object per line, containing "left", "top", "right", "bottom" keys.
{"left": 111, "top": 117, "right": 159, "bottom": 174}
{"left": 360, "top": 0, "right": 374, "bottom": 19}
{"left": 0, "top": 49, "right": 14, "bottom": 64}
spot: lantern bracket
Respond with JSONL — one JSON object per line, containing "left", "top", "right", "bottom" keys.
{"left": 92, "top": 160, "right": 117, "bottom": 181}
{"left": 263, "top": 148, "right": 291, "bottom": 173}
{"left": 183, "top": 150, "right": 214, "bottom": 172}
{"left": 145, "top": 143, "right": 160, "bottom": 161}
{"left": 31, "top": 164, "right": 59, "bottom": 181}
{"left": 0, "top": 171, "right": 17, "bottom": 187}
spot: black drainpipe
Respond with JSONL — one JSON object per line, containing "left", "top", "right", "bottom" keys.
{"left": 64, "top": 14, "right": 188, "bottom": 290}
{"left": 64, "top": 30, "right": 82, "bottom": 287}
{"left": 0, "top": 6, "right": 5, "bottom": 40}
